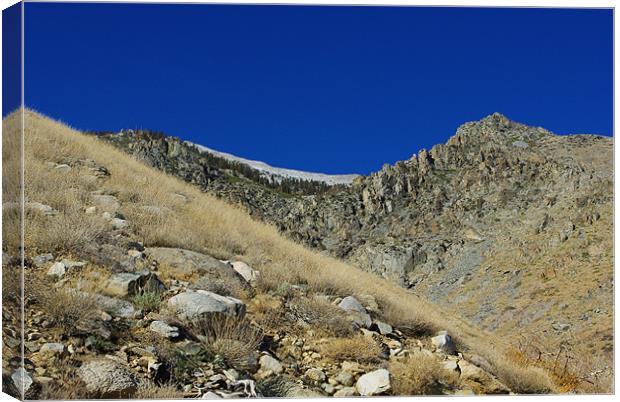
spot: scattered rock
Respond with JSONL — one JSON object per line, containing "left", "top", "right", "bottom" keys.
{"left": 167, "top": 290, "right": 246, "bottom": 320}
{"left": 373, "top": 321, "right": 393, "bottom": 335}
{"left": 149, "top": 321, "right": 180, "bottom": 339}
{"left": 335, "top": 371, "right": 354, "bottom": 387}
{"left": 334, "top": 387, "right": 357, "bottom": 397}
{"left": 304, "top": 368, "right": 326, "bottom": 384}
{"left": 11, "top": 367, "right": 33, "bottom": 394}
{"left": 91, "top": 194, "right": 121, "bottom": 212}
{"left": 39, "top": 343, "right": 65, "bottom": 356}
{"left": 102, "top": 272, "right": 164, "bottom": 297}
{"left": 230, "top": 261, "right": 260, "bottom": 283}
{"left": 77, "top": 358, "right": 138, "bottom": 398}
{"left": 33, "top": 253, "right": 53, "bottom": 267}
{"left": 356, "top": 369, "right": 391, "bottom": 396}
{"left": 259, "top": 354, "right": 283, "bottom": 375}
{"left": 431, "top": 331, "right": 456, "bottom": 354}
{"left": 46, "top": 261, "right": 66, "bottom": 278}
{"left": 111, "top": 218, "right": 130, "bottom": 230}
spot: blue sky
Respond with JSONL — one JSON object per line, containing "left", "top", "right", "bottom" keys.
{"left": 15, "top": 4, "right": 614, "bottom": 174}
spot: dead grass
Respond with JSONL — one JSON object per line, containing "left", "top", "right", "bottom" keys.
{"left": 389, "top": 353, "right": 457, "bottom": 395}
{"left": 31, "top": 281, "right": 100, "bottom": 333}
{"left": 288, "top": 295, "right": 354, "bottom": 336}
{"left": 187, "top": 313, "right": 263, "bottom": 371}
{"left": 319, "top": 335, "right": 382, "bottom": 364}
{"left": 134, "top": 381, "right": 184, "bottom": 399}
{"left": 6, "top": 109, "right": 561, "bottom": 392}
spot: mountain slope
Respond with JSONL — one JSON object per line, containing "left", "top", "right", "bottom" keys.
{"left": 3, "top": 110, "right": 568, "bottom": 399}
{"left": 91, "top": 112, "right": 613, "bottom": 389}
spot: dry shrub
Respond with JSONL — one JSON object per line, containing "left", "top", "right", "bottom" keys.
{"left": 134, "top": 381, "right": 184, "bottom": 399}
{"left": 493, "top": 361, "right": 555, "bottom": 394}
{"left": 26, "top": 211, "right": 108, "bottom": 254}
{"left": 288, "top": 296, "right": 354, "bottom": 336}
{"left": 319, "top": 335, "right": 382, "bottom": 364}
{"left": 389, "top": 353, "right": 456, "bottom": 395}
{"left": 189, "top": 313, "right": 263, "bottom": 371}
{"left": 32, "top": 284, "right": 100, "bottom": 333}
{"left": 248, "top": 293, "right": 286, "bottom": 331}
{"left": 38, "top": 358, "right": 89, "bottom": 400}
{"left": 2, "top": 263, "right": 22, "bottom": 303}
{"left": 381, "top": 301, "right": 437, "bottom": 337}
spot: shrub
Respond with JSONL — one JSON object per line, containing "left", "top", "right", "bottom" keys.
{"left": 134, "top": 381, "right": 184, "bottom": 399}
{"left": 319, "top": 335, "right": 382, "bottom": 364}
{"left": 288, "top": 296, "right": 354, "bottom": 336}
{"left": 389, "top": 353, "right": 456, "bottom": 395}
{"left": 188, "top": 313, "right": 263, "bottom": 371}
{"left": 132, "top": 291, "right": 161, "bottom": 313}
{"left": 34, "top": 286, "right": 100, "bottom": 333}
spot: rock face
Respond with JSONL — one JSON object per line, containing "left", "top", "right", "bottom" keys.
{"left": 97, "top": 113, "right": 613, "bottom": 373}
{"left": 167, "top": 290, "right": 246, "bottom": 320}
{"left": 149, "top": 320, "right": 180, "bottom": 339}
{"left": 77, "top": 358, "right": 138, "bottom": 398}
{"left": 356, "top": 369, "right": 391, "bottom": 396}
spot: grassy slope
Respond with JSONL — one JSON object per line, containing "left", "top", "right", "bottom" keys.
{"left": 5, "top": 109, "right": 561, "bottom": 392}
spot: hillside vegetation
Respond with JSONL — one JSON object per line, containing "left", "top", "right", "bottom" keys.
{"left": 1, "top": 110, "right": 606, "bottom": 398}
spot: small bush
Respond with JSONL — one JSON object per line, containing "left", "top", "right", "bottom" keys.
{"left": 34, "top": 286, "right": 100, "bottom": 333}
{"left": 132, "top": 291, "right": 161, "bottom": 313}
{"left": 288, "top": 296, "right": 354, "bottom": 336}
{"left": 188, "top": 313, "right": 263, "bottom": 371}
{"left": 319, "top": 335, "right": 382, "bottom": 364}
{"left": 134, "top": 381, "right": 184, "bottom": 399}
{"left": 389, "top": 353, "right": 455, "bottom": 395}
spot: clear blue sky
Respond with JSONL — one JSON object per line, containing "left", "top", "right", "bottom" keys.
{"left": 14, "top": 4, "right": 615, "bottom": 174}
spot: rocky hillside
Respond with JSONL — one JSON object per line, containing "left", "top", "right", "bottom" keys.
{"left": 92, "top": 113, "right": 613, "bottom": 389}
{"left": 3, "top": 110, "right": 567, "bottom": 399}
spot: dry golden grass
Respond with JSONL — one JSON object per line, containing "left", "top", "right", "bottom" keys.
{"left": 288, "top": 295, "right": 355, "bottom": 336}
{"left": 319, "top": 335, "right": 382, "bottom": 364}
{"left": 5, "top": 109, "right": 560, "bottom": 392}
{"left": 188, "top": 313, "right": 263, "bottom": 371}
{"left": 134, "top": 381, "right": 185, "bottom": 399}
{"left": 389, "top": 353, "right": 457, "bottom": 395}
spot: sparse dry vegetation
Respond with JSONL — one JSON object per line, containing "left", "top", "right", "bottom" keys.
{"left": 389, "top": 353, "right": 456, "bottom": 395}
{"left": 319, "top": 335, "right": 382, "bottom": 364}
{"left": 188, "top": 313, "right": 263, "bottom": 371}
{"left": 2, "top": 109, "right": 571, "bottom": 394}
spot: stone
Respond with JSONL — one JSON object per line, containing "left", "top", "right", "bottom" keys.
{"left": 259, "top": 354, "right": 283, "bottom": 375}
{"left": 33, "top": 253, "right": 53, "bottom": 267}
{"left": 145, "top": 248, "right": 249, "bottom": 291}
{"left": 111, "top": 218, "right": 130, "bottom": 230}
{"left": 304, "top": 368, "right": 326, "bottom": 384}
{"left": 47, "top": 262, "right": 66, "bottom": 278}
{"left": 91, "top": 293, "right": 135, "bottom": 318}
{"left": 26, "top": 202, "right": 58, "bottom": 216}
{"left": 102, "top": 272, "right": 164, "bottom": 297}
{"left": 77, "top": 358, "right": 138, "bottom": 398}
{"left": 443, "top": 359, "right": 460, "bottom": 373}
{"left": 149, "top": 321, "right": 180, "bottom": 339}
{"left": 552, "top": 322, "right": 571, "bottom": 332}
{"left": 39, "top": 343, "right": 65, "bottom": 356}
{"left": 321, "top": 383, "right": 336, "bottom": 394}
{"left": 167, "top": 290, "right": 245, "bottom": 320}
{"left": 91, "top": 194, "right": 121, "bottom": 211}
{"left": 431, "top": 331, "right": 456, "bottom": 354}
{"left": 85, "top": 206, "right": 97, "bottom": 214}
{"left": 374, "top": 321, "right": 393, "bottom": 335}
{"left": 335, "top": 371, "right": 354, "bottom": 387}
{"left": 230, "top": 261, "right": 260, "bottom": 283}
{"left": 11, "top": 367, "right": 33, "bottom": 394}
{"left": 338, "top": 296, "right": 367, "bottom": 314}
{"left": 54, "top": 163, "right": 71, "bottom": 172}
{"left": 356, "top": 369, "right": 391, "bottom": 396}
{"left": 334, "top": 387, "right": 357, "bottom": 397}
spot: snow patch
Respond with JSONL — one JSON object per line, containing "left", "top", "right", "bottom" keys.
{"left": 187, "top": 142, "right": 359, "bottom": 185}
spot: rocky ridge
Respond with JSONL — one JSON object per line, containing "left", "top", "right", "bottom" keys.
{"left": 95, "top": 113, "right": 613, "bottom": 384}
